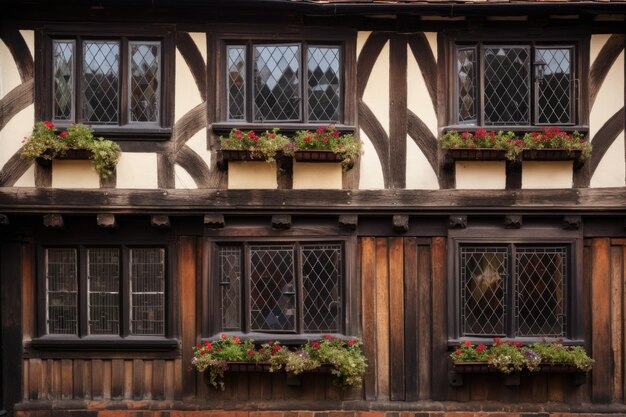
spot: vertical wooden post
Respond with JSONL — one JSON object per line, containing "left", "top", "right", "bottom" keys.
{"left": 375, "top": 238, "right": 390, "bottom": 400}
{"left": 179, "top": 236, "right": 197, "bottom": 400}
{"left": 591, "top": 238, "right": 612, "bottom": 403}
{"left": 360, "top": 237, "right": 377, "bottom": 400}
{"left": 430, "top": 236, "right": 448, "bottom": 401}
{"left": 389, "top": 237, "right": 405, "bottom": 400}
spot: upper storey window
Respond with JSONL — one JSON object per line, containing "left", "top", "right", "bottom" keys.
{"left": 455, "top": 43, "right": 576, "bottom": 126}
{"left": 226, "top": 42, "right": 342, "bottom": 123}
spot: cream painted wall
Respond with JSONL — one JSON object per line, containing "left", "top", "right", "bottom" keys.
{"left": 358, "top": 129, "right": 385, "bottom": 189}
{"left": 116, "top": 153, "right": 159, "bottom": 189}
{"left": 360, "top": 33, "right": 390, "bottom": 137}
{"left": 293, "top": 162, "right": 342, "bottom": 189}
{"left": 175, "top": 49, "right": 203, "bottom": 121}
{"left": 455, "top": 161, "right": 506, "bottom": 189}
{"left": 590, "top": 50, "right": 624, "bottom": 139}
{"left": 0, "top": 104, "right": 34, "bottom": 168}
{"left": 52, "top": 160, "right": 100, "bottom": 188}
{"left": 175, "top": 164, "right": 198, "bottom": 189}
{"left": 185, "top": 128, "right": 211, "bottom": 168}
{"left": 407, "top": 45, "right": 437, "bottom": 137}
{"left": 189, "top": 32, "right": 207, "bottom": 63}
{"left": 0, "top": 39, "right": 22, "bottom": 95}
{"left": 522, "top": 161, "right": 573, "bottom": 189}
{"left": 13, "top": 164, "right": 36, "bottom": 187}
{"left": 228, "top": 162, "right": 277, "bottom": 189}
{"left": 591, "top": 131, "right": 626, "bottom": 187}
{"left": 406, "top": 137, "right": 439, "bottom": 189}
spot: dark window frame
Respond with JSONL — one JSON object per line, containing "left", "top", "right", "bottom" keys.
{"left": 36, "top": 24, "right": 175, "bottom": 141}
{"left": 447, "top": 229, "right": 584, "bottom": 345}
{"left": 212, "top": 26, "right": 357, "bottom": 134}
{"left": 443, "top": 31, "right": 590, "bottom": 132}
{"left": 33, "top": 242, "right": 175, "bottom": 348}
{"left": 204, "top": 235, "right": 359, "bottom": 343}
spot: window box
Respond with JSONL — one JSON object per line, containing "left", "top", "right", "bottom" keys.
{"left": 36, "top": 148, "right": 93, "bottom": 167}
{"left": 219, "top": 149, "right": 273, "bottom": 165}
{"left": 521, "top": 149, "right": 584, "bottom": 169}
{"left": 294, "top": 150, "right": 343, "bottom": 163}
{"left": 224, "top": 361, "right": 333, "bottom": 374}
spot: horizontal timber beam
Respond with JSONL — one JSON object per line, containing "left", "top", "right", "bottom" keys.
{"left": 0, "top": 188, "right": 625, "bottom": 214}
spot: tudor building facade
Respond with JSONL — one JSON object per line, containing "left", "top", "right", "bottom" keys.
{"left": 1, "top": 1, "right": 626, "bottom": 417}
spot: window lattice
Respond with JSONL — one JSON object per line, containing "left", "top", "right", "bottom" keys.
{"left": 457, "top": 47, "right": 477, "bottom": 124}
{"left": 250, "top": 245, "right": 296, "bottom": 332}
{"left": 483, "top": 46, "right": 530, "bottom": 125}
{"left": 302, "top": 244, "right": 342, "bottom": 333}
{"left": 219, "top": 246, "right": 241, "bottom": 331}
{"left": 537, "top": 48, "right": 573, "bottom": 124}
{"left": 52, "top": 40, "right": 74, "bottom": 121}
{"left": 227, "top": 45, "right": 246, "bottom": 121}
{"left": 82, "top": 40, "right": 120, "bottom": 123}
{"left": 254, "top": 44, "right": 301, "bottom": 122}
{"left": 460, "top": 246, "right": 508, "bottom": 337}
{"left": 88, "top": 248, "right": 120, "bottom": 335}
{"left": 130, "top": 248, "right": 165, "bottom": 336}
{"left": 516, "top": 247, "right": 567, "bottom": 337}
{"left": 129, "top": 42, "right": 160, "bottom": 123}
{"left": 307, "top": 46, "right": 340, "bottom": 122}
{"left": 46, "top": 248, "right": 78, "bottom": 335}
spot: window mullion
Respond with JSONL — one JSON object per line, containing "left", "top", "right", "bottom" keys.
{"left": 295, "top": 243, "right": 303, "bottom": 334}
{"left": 301, "top": 43, "right": 307, "bottom": 123}
{"left": 243, "top": 243, "right": 251, "bottom": 333}
{"left": 508, "top": 244, "right": 517, "bottom": 338}
{"left": 120, "top": 37, "right": 129, "bottom": 126}
{"left": 121, "top": 246, "right": 130, "bottom": 337}
{"left": 246, "top": 42, "right": 254, "bottom": 123}
{"left": 75, "top": 37, "right": 84, "bottom": 123}
{"left": 478, "top": 42, "right": 485, "bottom": 126}
{"left": 79, "top": 247, "right": 88, "bottom": 337}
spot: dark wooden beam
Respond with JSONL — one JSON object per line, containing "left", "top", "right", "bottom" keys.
{"left": 43, "top": 214, "right": 63, "bottom": 229}
{"left": 96, "top": 214, "right": 117, "bottom": 229}
{"left": 504, "top": 215, "right": 522, "bottom": 229}
{"left": 151, "top": 215, "right": 171, "bottom": 229}
{"left": 338, "top": 214, "right": 358, "bottom": 230}
{"left": 562, "top": 215, "right": 582, "bottom": 230}
{"left": 392, "top": 215, "right": 409, "bottom": 233}
{"left": 272, "top": 215, "right": 292, "bottom": 230}
{"left": 203, "top": 214, "right": 225, "bottom": 229}
{"left": 449, "top": 215, "right": 467, "bottom": 229}
{"left": 0, "top": 214, "right": 8, "bottom": 226}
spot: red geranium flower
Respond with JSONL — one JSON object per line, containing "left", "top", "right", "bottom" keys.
{"left": 44, "top": 121, "right": 55, "bottom": 129}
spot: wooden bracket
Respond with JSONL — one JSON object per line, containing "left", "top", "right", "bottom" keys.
{"left": 562, "top": 215, "right": 581, "bottom": 230}
{"left": 449, "top": 215, "right": 467, "bottom": 229}
{"left": 392, "top": 215, "right": 409, "bottom": 233}
{"left": 272, "top": 215, "right": 292, "bottom": 230}
{"left": 96, "top": 214, "right": 117, "bottom": 229}
{"left": 338, "top": 215, "right": 358, "bottom": 230}
{"left": 0, "top": 214, "right": 9, "bottom": 226}
{"left": 204, "top": 214, "right": 225, "bottom": 229}
{"left": 151, "top": 215, "right": 171, "bottom": 229}
{"left": 43, "top": 214, "right": 64, "bottom": 229}
{"left": 504, "top": 215, "right": 522, "bottom": 229}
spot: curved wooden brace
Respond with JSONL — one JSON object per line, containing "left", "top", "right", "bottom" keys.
{"left": 0, "top": 146, "right": 33, "bottom": 187}
{"left": 176, "top": 32, "right": 207, "bottom": 102}
{"left": 357, "top": 32, "right": 389, "bottom": 100}
{"left": 407, "top": 110, "right": 438, "bottom": 174}
{"left": 407, "top": 34, "right": 438, "bottom": 111}
{"left": 0, "top": 26, "right": 34, "bottom": 82}
{"left": 590, "top": 34, "right": 625, "bottom": 109}
{"left": 174, "top": 101, "right": 207, "bottom": 153}
{"left": 589, "top": 107, "right": 625, "bottom": 177}
{"left": 359, "top": 99, "right": 390, "bottom": 188}
{"left": 0, "top": 79, "right": 34, "bottom": 131}
{"left": 175, "top": 145, "right": 211, "bottom": 188}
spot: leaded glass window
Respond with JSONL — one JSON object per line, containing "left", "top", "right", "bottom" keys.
{"left": 130, "top": 248, "right": 165, "bottom": 336}
{"left": 216, "top": 242, "right": 344, "bottom": 335}
{"left": 88, "top": 248, "right": 120, "bottom": 335}
{"left": 46, "top": 248, "right": 78, "bottom": 335}
{"left": 454, "top": 43, "right": 576, "bottom": 126}
{"left": 129, "top": 42, "right": 161, "bottom": 123}
{"left": 226, "top": 42, "right": 342, "bottom": 123}
{"left": 52, "top": 40, "right": 75, "bottom": 122}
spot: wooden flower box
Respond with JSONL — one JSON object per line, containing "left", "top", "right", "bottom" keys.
{"left": 36, "top": 148, "right": 93, "bottom": 167}
{"left": 224, "top": 361, "right": 333, "bottom": 374}
{"left": 522, "top": 149, "right": 584, "bottom": 169}
{"left": 294, "top": 150, "right": 343, "bottom": 163}
{"left": 444, "top": 148, "right": 508, "bottom": 173}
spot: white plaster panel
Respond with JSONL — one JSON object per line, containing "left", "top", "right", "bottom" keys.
{"left": 13, "top": 164, "right": 35, "bottom": 187}
{"left": 292, "top": 162, "right": 342, "bottom": 189}
{"left": 455, "top": 161, "right": 506, "bottom": 189}
{"left": 0, "top": 103, "right": 34, "bottom": 167}
{"left": 424, "top": 32, "right": 438, "bottom": 61}
{"left": 175, "top": 164, "right": 198, "bottom": 189}
{"left": 185, "top": 128, "right": 210, "bottom": 167}
{"left": 590, "top": 50, "right": 624, "bottom": 139}
{"left": 228, "top": 161, "right": 277, "bottom": 189}
{"left": 115, "top": 153, "right": 159, "bottom": 189}
{"left": 189, "top": 32, "right": 207, "bottom": 63}
{"left": 52, "top": 160, "right": 100, "bottom": 189}
{"left": 175, "top": 49, "right": 203, "bottom": 122}
{"left": 407, "top": 45, "right": 437, "bottom": 137}
{"left": 406, "top": 136, "right": 439, "bottom": 190}
{"left": 362, "top": 40, "right": 390, "bottom": 136}
{"left": 358, "top": 129, "right": 385, "bottom": 189}
{"left": 19, "top": 30, "right": 35, "bottom": 59}
{"left": 356, "top": 31, "right": 372, "bottom": 57}
{"left": 522, "top": 161, "right": 573, "bottom": 189}
{"left": 0, "top": 39, "right": 22, "bottom": 97}
{"left": 591, "top": 131, "right": 626, "bottom": 187}
{"left": 590, "top": 35, "right": 611, "bottom": 66}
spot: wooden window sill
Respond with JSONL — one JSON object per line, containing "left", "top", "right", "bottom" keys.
{"left": 27, "top": 336, "right": 179, "bottom": 352}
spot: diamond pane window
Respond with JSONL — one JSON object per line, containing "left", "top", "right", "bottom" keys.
{"left": 130, "top": 248, "right": 165, "bottom": 336}
{"left": 46, "top": 248, "right": 78, "bottom": 335}
{"left": 307, "top": 46, "right": 341, "bottom": 122}
{"left": 457, "top": 47, "right": 477, "bottom": 124}
{"left": 218, "top": 246, "right": 241, "bottom": 331}
{"left": 536, "top": 48, "right": 573, "bottom": 124}
{"left": 88, "top": 248, "right": 120, "bottom": 335}
{"left": 516, "top": 247, "right": 567, "bottom": 337}
{"left": 52, "top": 40, "right": 75, "bottom": 121}
{"left": 82, "top": 41, "right": 120, "bottom": 124}
{"left": 254, "top": 44, "right": 301, "bottom": 122}
{"left": 129, "top": 42, "right": 161, "bottom": 123}
{"left": 302, "top": 244, "right": 342, "bottom": 333}
{"left": 460, "top": 246, "right": 508, "bottom": 336}
{"left": 227, "top": 45, "right": 246, "bottom": 121}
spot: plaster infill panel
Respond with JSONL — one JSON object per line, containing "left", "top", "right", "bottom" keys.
{"left": 52, "top": 160, "right": 100, "bottom": 189}
{"left": 590, "top": 49, "right": 624, "bottom": 139}
{"left": 360, "top": 36, "right": 390, "bottom": 136}
{"left": 175, "top": 49, "right": 203, "bottom": 121}
{"left": 406, "top": 136, "right": 438, "bottom": 190}
{"left": 0, "top": 103, "right": 34, "bottom": 168}
{"left": 591, "top": 131, "right": 626, "bottom": 187}
{"left": 358, "top": 128, "right": 385, "bottom": 189}
{"left": 0, "top": 39, "right": 22, "bottom": 96}
{"left": 455, "top": 161, "right": 506, "bottom": 189}
{"left": 293, "top": 162, "right": 342, "bottom": 189}
{"left": 228, "top": 161, "right": 277, "bottom": 189}
{"left": 522, "top": 161, "right": 573, "bottom": 189}
{"left": 175, "top": 164, "right": 198, "bottom": 189}
{"left": 116, "top": 153, "right": 159, "bottom": 189}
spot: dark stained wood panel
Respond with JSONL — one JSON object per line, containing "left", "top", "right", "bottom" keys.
{"left": 611, "top": 245, "right": 623, "bottom": 402}
{"left": 591, "top": 238, "right": 612, "bottom": 403}
{"left": 403, "top": 237, "right": 419, "bottom": 401}
{"left": 417, "top": 244, "right": 432, "bottom": 400}
{"left": 360, "top": 237, "right": 377, "bottom": 400}
{"left": 179, "top": 236, "right": 197, "bottom": 399}
{"left": 375, "top": 238, "right": 390, "bottom": 400}
{"left": 388, "top": 237, "right": 405, "bottom": 400}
